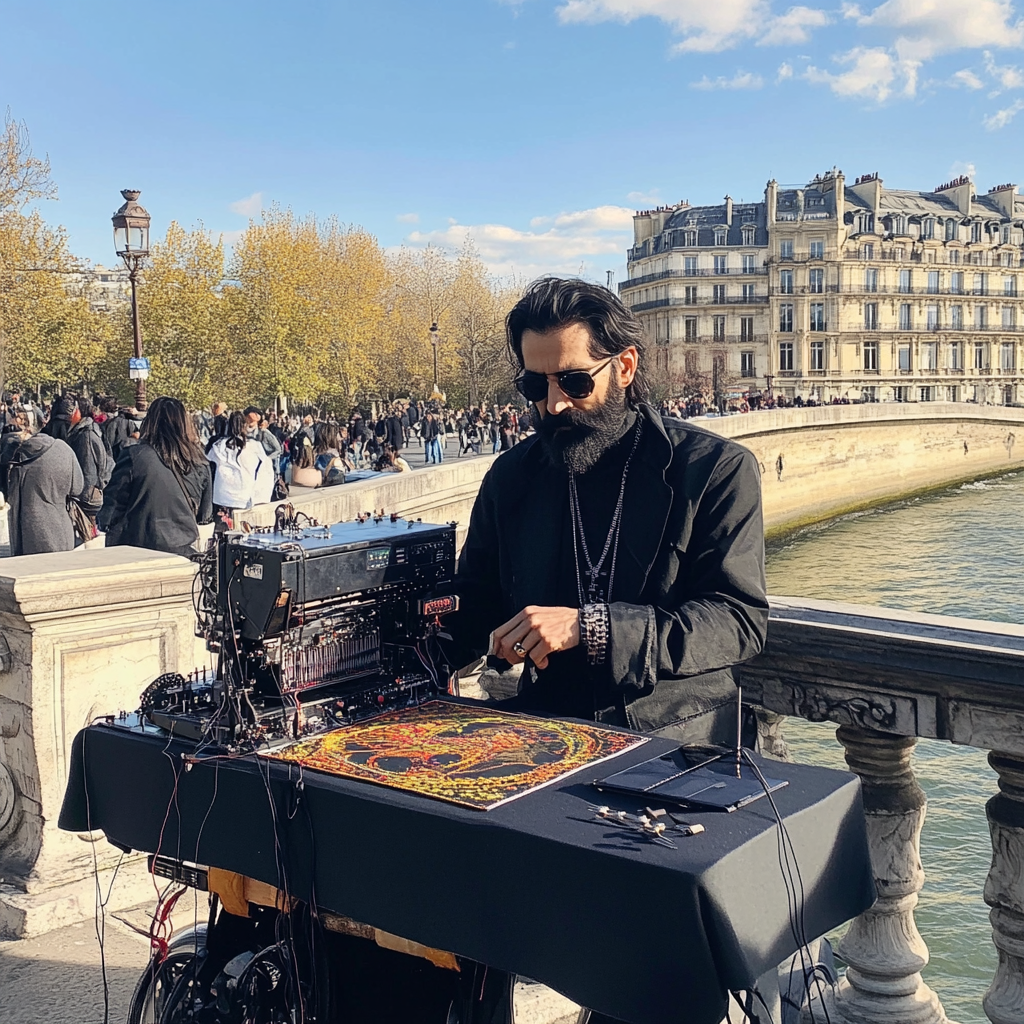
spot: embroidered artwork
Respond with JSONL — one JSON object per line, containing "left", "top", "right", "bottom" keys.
{"left": 264, "top": 700, "right": 645, "bottom": 810}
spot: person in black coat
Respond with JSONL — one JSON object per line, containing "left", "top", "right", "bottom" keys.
{"left": 99, "top": 397, "right": 132, "bottom": 460}
{"left": 449, "top": 278, "right": 768, "bottom": 745}
{"left": 99, "top": 396, "right": 213, "bottom": 558}
{"left": 385, "top": 406, "right": 404, "bottom": 451}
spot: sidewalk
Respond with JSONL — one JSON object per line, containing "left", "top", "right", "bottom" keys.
{"left": 0, "top": 896, "right": 580, "bottom": 1024}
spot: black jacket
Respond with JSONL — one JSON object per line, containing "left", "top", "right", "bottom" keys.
{"left": 99, "top": 443, "right": 213, "bottom": 557}
{"left": 449, "top": 404, "right": 768, "bottom": 732}
{"left": 101, "top": 415, "right": 132, "bottom": 460}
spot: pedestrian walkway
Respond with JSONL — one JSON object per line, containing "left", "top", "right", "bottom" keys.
{"left": 0, "top": 897, "right": 580, "bottom": 1023}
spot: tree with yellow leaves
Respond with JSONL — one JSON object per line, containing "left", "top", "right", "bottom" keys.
{"left": 0, "top": 110, "right": 111, "bottom": 397}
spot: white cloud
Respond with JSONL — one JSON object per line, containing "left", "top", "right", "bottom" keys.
{"left": 556, "top": 0, "right": 771, "bottom": 53}
{"left": 805, "top": 46, "right": 918, "bottom": 101}
{"left": 949, "top": 160, "right": 977, "bottom": 178}
{"left": 777, "top": 61, "right": 794, "bottom": 81}
{"left": 229, "top": 191, "right": 263, "bottom": 218}
{"left": 626, "top": 188, "right": 662, "bottom": 204}
{"left": 984, "top": 98, "right": 1024, "bottom": 130}
{"left": 950, "top": 68, "right": 985, "bottom": 90}
{"left": 984, "top": 51, "right": 1024, "bottom": 93}
{"left": 758, "top": 5, "right": 829, "bottom": 46}
{"left": 852, "top": 0, "right": 1024, "bottom": 61}
{"left": 404, "top": 205, "right": 635, "bottom": 278}
{"left": 690, "top": 70, "right": 765, "bottom": 89}
{"left": 396, "top": 212, "right": 420, "bottom": 223}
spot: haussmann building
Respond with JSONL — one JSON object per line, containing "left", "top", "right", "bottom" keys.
{"left": 620, "top": 169, "right": 1024, "bottom": 406}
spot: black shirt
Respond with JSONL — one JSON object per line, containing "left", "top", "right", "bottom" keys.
{"left": 517, "top": 410, "right": 639, "bottom": 720}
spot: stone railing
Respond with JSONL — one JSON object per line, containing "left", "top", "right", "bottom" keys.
{"left": 739, "top": 597, "right": 1024, "bottom": 1024}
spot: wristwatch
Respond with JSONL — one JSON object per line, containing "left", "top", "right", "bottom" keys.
{"left": 579, "top": 603, "right": 610, "bottom": 667}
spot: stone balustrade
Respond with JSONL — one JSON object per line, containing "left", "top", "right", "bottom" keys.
{"left": 739, "top": 597, "right": 1024, "bottom": 1024}
{"left": 0, "top": 546, "right": 204, "bottom": 938}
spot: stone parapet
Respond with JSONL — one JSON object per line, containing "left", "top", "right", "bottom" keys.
{"left": 0, "top": 546, "right": 204, "bottom": 938}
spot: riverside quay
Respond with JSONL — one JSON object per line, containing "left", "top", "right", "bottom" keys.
{"left": 622, "top": 168, "right": 1024, "bottom": 407}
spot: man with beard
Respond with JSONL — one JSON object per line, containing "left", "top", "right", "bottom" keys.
{"left": 450, "top": 277, "right": 768, "bottom": 745}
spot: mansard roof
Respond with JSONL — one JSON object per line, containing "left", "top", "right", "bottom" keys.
{"left": 878, "top": 190, "right": 960, "bottom": 217}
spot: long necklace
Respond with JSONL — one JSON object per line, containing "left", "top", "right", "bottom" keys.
{"left": 569, "top": 418, "right": 643, "bottom": 606}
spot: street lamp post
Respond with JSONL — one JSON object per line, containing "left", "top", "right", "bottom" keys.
{"left": 111, "top": 189, "right": 151, "bottom": 411}
{"left": 429, "top": 321, "right": 445, "bottom": 404}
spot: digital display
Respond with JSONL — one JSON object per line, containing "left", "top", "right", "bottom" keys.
{"left": 366, "top": 547, "right": 391, "bottom": 571}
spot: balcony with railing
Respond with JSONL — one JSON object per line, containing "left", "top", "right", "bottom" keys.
{"left": 740, "top": 597, "right": 1024, "bottom": 1024}
{"left": 628, "top": 296, "right": 770, "bottom": 312}
{"left": 620, "top": 267, "right": 769, "bottom": 291}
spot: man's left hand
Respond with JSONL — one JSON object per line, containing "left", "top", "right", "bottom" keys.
{"left": 491, "top": 606, "right": 580, "bottom": 671}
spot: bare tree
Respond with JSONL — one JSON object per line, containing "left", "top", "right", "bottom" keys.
{"left": 0, "top": 109, "right": 57, "bottom": 214}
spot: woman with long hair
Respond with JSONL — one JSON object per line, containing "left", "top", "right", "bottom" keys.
{"left": 289, "top": 435, "right": 322, "bottom": 488}
{"left": 206, "top": 409, "right": 272, "bottom": 515}
{"left": 98, "top": 396, "right": 213, "bottom": 557}
{"left": 313, "top": 422, "right": 349, "bottom": 485}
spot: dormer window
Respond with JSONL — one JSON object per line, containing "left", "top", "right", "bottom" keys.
{"left": 945, "top": 219, "right": 958, "bottom": 241}
{"left": 892, "top": 215, "right": 907, "bottom": 236}
{"left": 741, "top": 226, "right": 755, "bottom": 246}
{"left": 684, "top": 230, "right": 697, "bottom": 247}
{"left": 715, "top": 228, "right": 727, "bottom": 246}
{"left": 922, "top": 218, "right": 935, "bottom": 240}
{"left": 971, "top": 222, "right": 983, "bottom": 243}
{"left": 858, "top": 213, "right": 874, "bottom": 234}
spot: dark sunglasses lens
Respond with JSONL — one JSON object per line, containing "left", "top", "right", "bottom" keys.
{"left": 515, "top": 374, "right": 549, "bottom": 402}
{"left": 557, "top": 371, "right": 596, "bottom": 399}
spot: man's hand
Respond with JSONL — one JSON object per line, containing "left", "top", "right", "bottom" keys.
{"left": 491, "top": 605, "right": 580, "bottom": 670}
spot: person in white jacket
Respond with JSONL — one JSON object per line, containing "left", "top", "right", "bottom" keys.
{"left": 207, "top": 411, "right": 273, "bottom": 516}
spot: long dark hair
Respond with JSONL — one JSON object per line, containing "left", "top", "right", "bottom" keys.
{"left": 139, "top": 396, "right": 205, "bottom": 475}
{"left": 505, "top": 277, "right": 650, "bottom": 408}
{"left": 314, "top": 423, "right": 340, "bottom": 454}
{"left": 220, "top": 410, "right": 248, "bottom": 453}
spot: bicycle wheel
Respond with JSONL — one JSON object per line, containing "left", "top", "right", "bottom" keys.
{"left": 126, "top": 927, "right": 207, "bottom": 1024}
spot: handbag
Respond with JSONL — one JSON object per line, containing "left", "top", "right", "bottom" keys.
{"left": 78, "top": 485, "right": 103, "bottom": 517}
{"left": 67, "top": 497, "right": 96, "bottom": 545}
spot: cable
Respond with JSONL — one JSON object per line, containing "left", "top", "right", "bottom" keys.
{"left": 81, "top": 729, "right": 126, "bottom": 1024}
{"left": 740, "top": 749, "right": 831, "bottom": 1024}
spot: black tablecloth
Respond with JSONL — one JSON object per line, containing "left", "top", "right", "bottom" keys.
{"left": 60, "top": 715, "right": 874, "bottom": 1024}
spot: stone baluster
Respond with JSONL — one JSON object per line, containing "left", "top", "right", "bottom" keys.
{"left": 826, "top": 726, "right": 951, "bottom": 1024}
{"left": 983, "top": 751, "right": 1024, "bottom": 1024}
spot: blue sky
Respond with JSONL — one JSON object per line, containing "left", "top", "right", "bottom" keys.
{"left": 3, "top": 0, "right": 1023, "bottom": 281}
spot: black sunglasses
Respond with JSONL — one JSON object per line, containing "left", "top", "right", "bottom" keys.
{"left": 514, "top": 356, "right": 616, "bottom": 403}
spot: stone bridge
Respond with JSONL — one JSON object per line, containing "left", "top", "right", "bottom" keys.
{"left": 1, "top": 402, "right": 1024, "bottom": 1023}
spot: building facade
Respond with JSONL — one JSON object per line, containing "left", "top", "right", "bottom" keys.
{"left": 621, "top": 169, "right": 1024, "bottom": 405}
{"left": 64, "top": 263, "right": 131, "bottom": 311}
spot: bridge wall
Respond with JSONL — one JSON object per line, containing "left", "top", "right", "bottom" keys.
{"left": 257, "top": 403, "right": 1024, "bottom": 540}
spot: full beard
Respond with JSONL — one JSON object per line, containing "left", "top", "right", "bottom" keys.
{"left": 535, "top": 377, "right": 629, "bottom": 475}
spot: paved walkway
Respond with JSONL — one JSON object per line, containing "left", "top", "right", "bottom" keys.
{"left": 0, "top": 893, "right": 580, "bottom": 1024}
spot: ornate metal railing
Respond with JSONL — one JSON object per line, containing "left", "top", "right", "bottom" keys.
{"left": 739, "top": 596, "right": 1024, "bottom": 1024}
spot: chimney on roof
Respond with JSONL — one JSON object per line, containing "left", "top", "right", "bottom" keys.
{"left": 987, "top": 182, "right": 1018, "bottom": 219}
{"left": 765, "top": 180, "right": 778, "bottom": 226}
{"left": 934, "top": 175, "right": 973, "bottom": 216}
{"left": 725, "top": 195, "right": 733, "bottom": 226}
{"left": 848, "top": 172, "right": 882, "bottom": 211}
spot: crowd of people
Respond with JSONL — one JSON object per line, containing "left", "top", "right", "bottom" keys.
{"left": 0, "top": 391, "right": 534, "bottom": 561}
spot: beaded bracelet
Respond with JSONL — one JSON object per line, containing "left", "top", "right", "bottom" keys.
{"left": 579, "top": 603, "right": 610, "bottom": 667}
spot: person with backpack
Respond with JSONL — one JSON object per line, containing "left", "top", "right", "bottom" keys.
{"left": 207, "top": 411, "right": 273, "bottom": 517}
{"left": 99, "top": 396, "right": 212, "bottom": 557}
{"left": 313, "top": 423, "right": 349, "bottom": 486}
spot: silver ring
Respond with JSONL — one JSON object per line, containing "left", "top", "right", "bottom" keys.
{"left": 512, "top": 641, "right": 527, "bottom": 658}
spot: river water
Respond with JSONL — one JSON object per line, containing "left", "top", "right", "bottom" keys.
{"left": 765, "top": 470, "right": 1024, "bottom": 1024}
